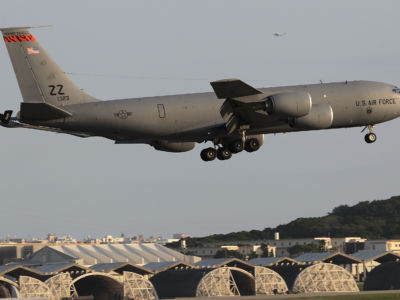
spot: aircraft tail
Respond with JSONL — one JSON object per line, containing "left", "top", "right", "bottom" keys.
{"left": 1, "top": 26, "right": 99, "bottom": 107}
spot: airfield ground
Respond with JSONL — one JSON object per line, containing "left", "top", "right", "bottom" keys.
{"left": 173, "top": 290, "right": 400, "bottom": 300}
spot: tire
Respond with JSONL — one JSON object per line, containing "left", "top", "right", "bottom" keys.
{"left": 217, "top": 148, "right": 232, "bottom": 160}
{"left": 364, "top": 133, "right": 377, "bottom": 144}
{"left": 230, "top": 140, "right": 244, "bottom": 153}
{"left": 201, "top": 147, "right": 217, "bottom": 161}
{"left": 245, "top": 138, "right": 261, "bottom": 152}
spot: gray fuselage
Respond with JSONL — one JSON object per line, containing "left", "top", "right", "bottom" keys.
{"left": 45, "top": 80, "right": 400, "bottom": 143}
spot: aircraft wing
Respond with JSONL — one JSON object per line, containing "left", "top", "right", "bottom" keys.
{"left": 210, "top": 79, "right": 272, "bottom": 134}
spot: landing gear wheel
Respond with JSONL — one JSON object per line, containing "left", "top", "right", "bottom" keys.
{"left": 245, "top": 138, "right": 260, "bottom": 152}
{"left": 200, "top": 148, "right": 217, "bottom": 161}
{"left": 217, "top": 148, "right": 232, "bottom": 160}
{"left": 365, "top": 132, "right": 377, "bottom": 144}
{"left": 230, "top": 140, "right": 244, "bottom": 153}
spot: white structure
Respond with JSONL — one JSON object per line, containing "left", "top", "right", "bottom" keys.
{"left": 254, "top": 266, "right": 288, "bottom": 295}
{"left": 45, "top": 273, "right": 76, "bottom": 300}
{"left": 292, "top": 263, "right": 359, "bottom": 293}
{"left": 123, "top": 271, "right": 158, "bottom": 300}
{"left": 28, "top": 244, "right": 200, "bottom": 266}
{"left": 196, "top": 267, "right": 254, "bottom": 297}
{"left": 19, "top": 276, "right": 54, "bottom": 300}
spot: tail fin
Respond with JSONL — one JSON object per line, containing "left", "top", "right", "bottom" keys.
{"left": 1, "top": 26, "right": 99, "bottom": 106}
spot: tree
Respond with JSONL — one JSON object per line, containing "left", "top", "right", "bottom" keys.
{"left": 214, "top": 249, "right": 244, "bottom": 259}
{"left": 287, "top": 243, "right": 320, "bottom": 257}
{"left": 248, "top": 251, "right": 258, "bottom": 259}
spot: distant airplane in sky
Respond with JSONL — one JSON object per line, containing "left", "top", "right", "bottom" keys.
{"left": 1, "top": 27, "right": 400, "bottom": 161}
{"left": 273, "top": 32, "right": 287, "bottom": 37}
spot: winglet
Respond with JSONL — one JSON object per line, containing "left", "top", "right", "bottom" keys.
{"left": 210, "top": 79, "right": 263, "bottom": 99}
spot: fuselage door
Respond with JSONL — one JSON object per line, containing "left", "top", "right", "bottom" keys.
{"left": 157, "top": 104, "right": 166, "bottom": 118}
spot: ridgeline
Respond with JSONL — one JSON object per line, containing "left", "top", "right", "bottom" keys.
{"left": 169, "top": 196, "right": 400, "bottom": 248}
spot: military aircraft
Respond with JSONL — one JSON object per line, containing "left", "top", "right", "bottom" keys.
{"left": 1, "top": 27, "right": 399, "bottom": 161}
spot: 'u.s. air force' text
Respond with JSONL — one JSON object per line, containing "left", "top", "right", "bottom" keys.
{"left": 355, "top": 98, "right": 397, "bottom": 107}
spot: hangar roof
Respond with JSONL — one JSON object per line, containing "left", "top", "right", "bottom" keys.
{"left": 351, "top": 250, "right": 400, "bottom": 263}
{"left": 0, "top": 265, "right": 44, "bottom": 280}
{"left": 249, "top": 257, "right": 300, "bottom": 266}
{"left": 194, "top": 258, "right": 254, "bottom": 273}
{"left": 90, "top": 262, "right": 153, "bottom": 275}
{"left": 143, "top": 261, "right": 194, "bottom": 273}
{"left": 295, "top": 252, "right": 361, "bottom": 265}
{"left": 28, "top": 243, "right": 197, "bottom": 266}
{"left": 33, "top": 262, "right": 91, "bottom": 275}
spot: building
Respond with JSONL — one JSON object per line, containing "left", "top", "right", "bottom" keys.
{"left": 0, "top": 244, "right": 47, "bottom": 264}
{"left": 364, "top": 240, "right": 400, "bottom": 253}
{"left": 26, "top": 243, "right": 200, "bottom": 266}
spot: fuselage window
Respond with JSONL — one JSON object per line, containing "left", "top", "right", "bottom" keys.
{"left": 157, "top": 104, "right": 166, "bottom": 118}
{"left": 393, "top": 89, "right": 400, "bottom": 94}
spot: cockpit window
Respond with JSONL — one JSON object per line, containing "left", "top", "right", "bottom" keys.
{"left": 393, "top": 88, "right": 400, "bottom": 93}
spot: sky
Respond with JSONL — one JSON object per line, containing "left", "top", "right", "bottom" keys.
{"left": 0, "top": 0, "right": 399, "bottom": 240}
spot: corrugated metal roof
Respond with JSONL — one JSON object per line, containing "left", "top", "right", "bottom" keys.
{"left": 143, "top": 261, "right": 193, "bottom": 272}
{"left": 194, "top": 258, "right": 253, "bottom": 268}
{"left": 295, "top": 252, "right": 336, "bottom": 262}
{"left": 40, "top": 243, "right": 195, "bottom": 266}
{"left": 90, "top": 262, "right": 153, "bottom": 275}
{"left": 0, "top": 265, "right": 18, "bottom": 274}
{"left": 194, "top": 258, "right": 234, "bottom": 267}
{"left": 351, "top": 250, "right": 385, "bottom": 260}
{"left": 248, "top": 257, "right": 299, "bottom": 266}
{"left": 295, "top": 252, "right": 361, "bottom": 264}
{"left": 0, "top": 265, "right": 43, "bottom": 277}
{"left": 90, "top": 262, "right": 129, "bottom": 272}
{"left": 143, "top": 261, "right": 179, "bottom": 272}
{"left": 34, "top": 262, "right": 89, "bottom": 274}
{"left": 351, "top": 250, "right": 400, "bottom": 261}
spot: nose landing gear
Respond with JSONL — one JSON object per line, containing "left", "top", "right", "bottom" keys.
{"left": 363, "top": 125, "right": 377, "bottom": 144}
{"left": 365, "top": 132, "right": 377, "bottom": 143}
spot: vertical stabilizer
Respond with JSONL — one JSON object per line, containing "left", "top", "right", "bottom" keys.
{"left": 1, "top": 27, "right": 99, "bottom": 106}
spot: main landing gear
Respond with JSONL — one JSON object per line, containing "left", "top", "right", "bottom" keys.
{"left": 363, "top": 125, "right": 377, "bottom": 144}
{"left": 200, "top": 137, "right": 262, "bottom": 162}
{"left": 200, "top": 147, "right": 232, "bottom": 162}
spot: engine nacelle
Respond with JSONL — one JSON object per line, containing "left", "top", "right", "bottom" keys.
{"left": 290, "top": 103, "right": 333, "bottom": 129}
{"left": 265, "top": 91, "right": 312, "bottom": 118}
{"left": 151, "top": 140, "right": 195, "bottom": 152}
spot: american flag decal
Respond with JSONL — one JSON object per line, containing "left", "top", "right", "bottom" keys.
{"left": 27, "top": 47, "right": 40, "bottom": 55}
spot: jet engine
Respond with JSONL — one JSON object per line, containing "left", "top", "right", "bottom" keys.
{"left": 151, "top": 140, "right": 195, "bottom": 152}
{"left": 265, "top": 91, "right": 312, "bottom": 118}
{"left": 290, "top": 103, "right": 333, "bottom": 129}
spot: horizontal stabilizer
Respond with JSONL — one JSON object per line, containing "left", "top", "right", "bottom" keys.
{"left": 210, "top": 79, "right": 263, "bottom": 99}
{"left": 20, "top": 102, "right": 72, "bottom": 121}
{"left": 0, "top": 25, "right": 51, "bottom": 32}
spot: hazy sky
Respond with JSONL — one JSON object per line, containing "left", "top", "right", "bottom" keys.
{"left": 0, "top": 0, "right": 399, "bottom": 240}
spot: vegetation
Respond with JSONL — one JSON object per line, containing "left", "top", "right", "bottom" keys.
{"left": 166, "top": 196, "right": 400, "bottom": 248}
{"left": 214, "top": 249, "right": 244, "bottom": 259}
{"left": 287, "top": 243, "right": 320, "bottom": 256}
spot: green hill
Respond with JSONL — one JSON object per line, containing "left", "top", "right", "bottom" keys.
{"left": 173, "top": 196, "right": 400, "bottom": 248}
